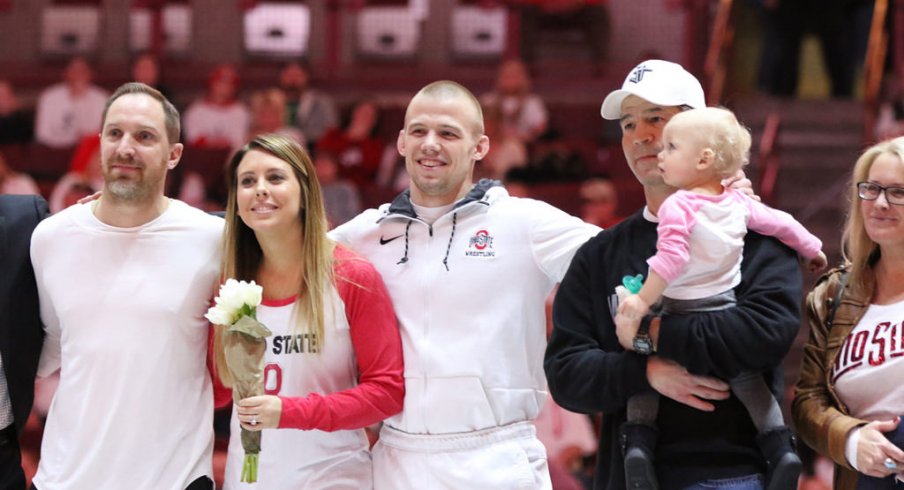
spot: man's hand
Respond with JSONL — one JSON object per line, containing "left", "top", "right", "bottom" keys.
{"left": 647, "top": 357, "right": 730, "bottom": 411}
{"left": 615, "top": 295, "right": 649, "bottom": 350}
{"left": 722, "top": 170, "right": 760, "bottom": 202}
{"left": 77, "top": 191, "right": 102, "bottom": 204}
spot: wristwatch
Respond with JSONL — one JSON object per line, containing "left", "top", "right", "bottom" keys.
{"left": 633, "top": 316, "right": 656, "bottom": 355}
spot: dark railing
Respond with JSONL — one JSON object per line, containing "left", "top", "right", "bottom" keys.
{"left": 704, "top": 0, "right": 734, "bottom": 105}
{"left": 758, "top": 113, "right": 782, "bottom": 205}
{"left": 863, "top": 0, "right": 889, "bottom": 144}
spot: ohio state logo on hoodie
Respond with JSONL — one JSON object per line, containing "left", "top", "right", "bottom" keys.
{"left": 465, "top": 229, "right": 495, "bottom": 258}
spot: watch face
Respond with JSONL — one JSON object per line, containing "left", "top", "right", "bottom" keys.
{"left": 633, "top": 336, "right": 653, "bottom": 355}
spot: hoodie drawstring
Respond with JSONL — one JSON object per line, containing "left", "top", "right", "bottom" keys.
{"left": 396, "top": 212, "right": 457, "bottom": 270}
{"left": 442, "top": 212, "right": 457, "bottom": 272}
{"left": 396, "top": 221, "right": 413, "bottom": 265}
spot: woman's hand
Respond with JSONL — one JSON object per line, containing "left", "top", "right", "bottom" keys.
{"left": 856, "top": 417, "right": 904, "bottom": 478}
{"left": 236, "top": 395, "right": 282, "bottom": 432}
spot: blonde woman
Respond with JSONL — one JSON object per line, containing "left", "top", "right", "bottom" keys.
{"left": 795, "top": 137, "right": 904, "bottom": 489}
{"left": 213, "top": 134, "right": 404, "bottom": 488}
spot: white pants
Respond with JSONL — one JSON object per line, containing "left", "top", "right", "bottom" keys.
{"left": 373, "top": 422, "right": 551, "bottom": 490}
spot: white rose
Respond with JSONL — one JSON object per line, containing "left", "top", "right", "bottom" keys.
{"left": 204, "top": 305, "right": 233, "bottom": 326}
{"left": 205, "top": 279, "right": 265, "bottom": 326}
{"left": 239, "top": 281, "right": 263, "bottom": 309}
{"left": 215, "top": 279, "right": 245, "bottom": 314}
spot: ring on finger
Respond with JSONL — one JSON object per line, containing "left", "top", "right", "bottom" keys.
{"left": 884, "top": 457, "right": 897, "bottom": 470}
{"left": 251, "top": 416, "right": 258, "bottom": 426}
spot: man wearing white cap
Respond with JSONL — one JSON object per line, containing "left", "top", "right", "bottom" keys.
{"left": 545, "top": 60, "right": 803, "bottom": 489}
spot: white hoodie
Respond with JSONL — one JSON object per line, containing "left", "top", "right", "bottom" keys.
{"left": 331, "top": 181, "right": 600, "bottom": 434}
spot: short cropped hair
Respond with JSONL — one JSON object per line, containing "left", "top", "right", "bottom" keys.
{"left": 411, "top": 80, "right": 485, "bottom": 136}
{"left": 101, "top": 82, "right": 181, "bottom": 145}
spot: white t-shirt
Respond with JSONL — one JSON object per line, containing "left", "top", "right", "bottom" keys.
{"left": 31, "top": 200, "right": 223, "bottom": 490}
{"left": 834, "top": 300, "right": 904, "bottom": 421}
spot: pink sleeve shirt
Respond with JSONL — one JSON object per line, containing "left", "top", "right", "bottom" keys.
{"left": 648, "top": 188, "right": 821, "bottom": 300}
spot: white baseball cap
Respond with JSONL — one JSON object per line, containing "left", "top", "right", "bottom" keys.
{"left": 600, "top": 60, "right": 705, "bottom": 120}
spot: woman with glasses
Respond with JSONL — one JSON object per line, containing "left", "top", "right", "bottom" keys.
{"left": 794, "top": 136, "right": 904, "bottom": 489}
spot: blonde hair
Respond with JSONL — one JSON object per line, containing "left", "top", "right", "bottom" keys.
{"left": 669, "top": 107, "right": 751, "bottom": 178}
{"left": 214, "top": 134, "right": 335, "bottom": 386}
{"left": 842, "top": 137, "right": 904, "bottom": 290}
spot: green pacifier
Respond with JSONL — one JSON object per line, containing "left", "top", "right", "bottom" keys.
{"left": 621, "top": 274, "right": 643, "bottom": 294}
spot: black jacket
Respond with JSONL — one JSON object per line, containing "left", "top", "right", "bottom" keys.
{"left": 544, "top": 209, "right": 802, "bottom": 489}
{"left": 0, "top": 194, "right": 48, "bottom": 434}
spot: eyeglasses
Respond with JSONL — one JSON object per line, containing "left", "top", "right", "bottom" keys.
{"left": 857, "top": 181, "right": 904, "bottom": 206}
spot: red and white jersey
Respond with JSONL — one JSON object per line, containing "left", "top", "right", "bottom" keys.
{"left": 222, "top": 246, "right": 403, "bottom": 489}
{"left": 833, "top": 300, "right": 904, "bottom": 421}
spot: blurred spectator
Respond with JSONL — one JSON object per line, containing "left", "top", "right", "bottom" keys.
{"left": 184, "top": 64, "right": 250, "bottom": 151}
{"left": 279, "top": 61, "right": 338, "bottom": 147}
{"left": 374, "top": 150, "right": 409, "bottom": 193}
{"left": 0, "top": 80, "right": 33, "bottom": 145}
{"left": 48, "top": 134, "right": 103, "bottom": 213}
{"left": 316, "top": 99, "right": 386, "bottom": 187}
{"left": 0, "top": 151, "right": 39, "bottom": 195}
{"left": 875, "top": 73, "right": 904, "bottom": 141}
{"left": 757, "top": 0, "right": 857, "bottom": 98}
{"left": 502, "top": 167, "right": 532, "bottom": 198}
{"left": 480, "top": 59, "right": 549, "bottom": 144}
{"left": 579, "top": 175, "right": 622, "bottom": 228}
{"left": 34, "top": 57, "right": 108, "bottom": 148}
{"left": 517, "top": 0, "right": 610, "bottom": 73}
{"left": 534, "top": 396, "right": 598, "bottom": 483}
{"left": 314, "top": 150, "right": 362, "bottom": 228}
{"left": 248, "top": 88, "right": 305, "bottom": 145}
{"left": 476, "top": 105, "right": 528, "bottom": 181}
{"left": 797, "top": 443, "right": 833, "bottom": 490}
{"left": 130, "top": 52, "right": 172, "bottom": 101}
{"left": 538, "top": 282, "right": 598, "bottom": 489}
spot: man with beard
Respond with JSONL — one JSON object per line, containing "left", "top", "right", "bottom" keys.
{"left": 278, "top": 61, "right": 338, "bottom": 147}
{"left": 29, "top": 83, "right": 223, "bottom": 490}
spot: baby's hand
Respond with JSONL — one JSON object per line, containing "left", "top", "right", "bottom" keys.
{"left": 615, "top": 295, "right": 650, "bottom": 351}
{"left": 808, "top": 251, "right": 828, "bottom": 272}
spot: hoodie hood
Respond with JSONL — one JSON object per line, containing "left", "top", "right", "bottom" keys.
{"left": 383, "top": 179, "right": 504, "bottom": 220}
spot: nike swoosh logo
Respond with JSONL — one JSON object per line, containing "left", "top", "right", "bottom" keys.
{"left": 379, "top": 234, "right": 403, "bottom": 245}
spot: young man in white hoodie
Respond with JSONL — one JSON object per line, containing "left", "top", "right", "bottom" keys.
{"left": 331, "top": 80, "right": 601, "bottom": 489}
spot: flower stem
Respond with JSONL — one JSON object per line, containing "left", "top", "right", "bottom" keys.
{"left": 240, "top": 453, "right": 258, "bottom": 483}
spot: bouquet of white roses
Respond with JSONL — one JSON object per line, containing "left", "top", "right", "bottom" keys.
{"left": 205, "top": 279, "right": 272, "bottom": 483}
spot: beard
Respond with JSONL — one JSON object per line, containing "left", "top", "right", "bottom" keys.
{"left": 106, "top": 177, "right": 152, "bottom": 202}
{"left": 103, "top": 158, "right": 162, "bottom": 203}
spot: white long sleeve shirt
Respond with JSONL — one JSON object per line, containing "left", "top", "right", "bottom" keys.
{"left": 31, "top": 200, "right": 223, "bottom": 490}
